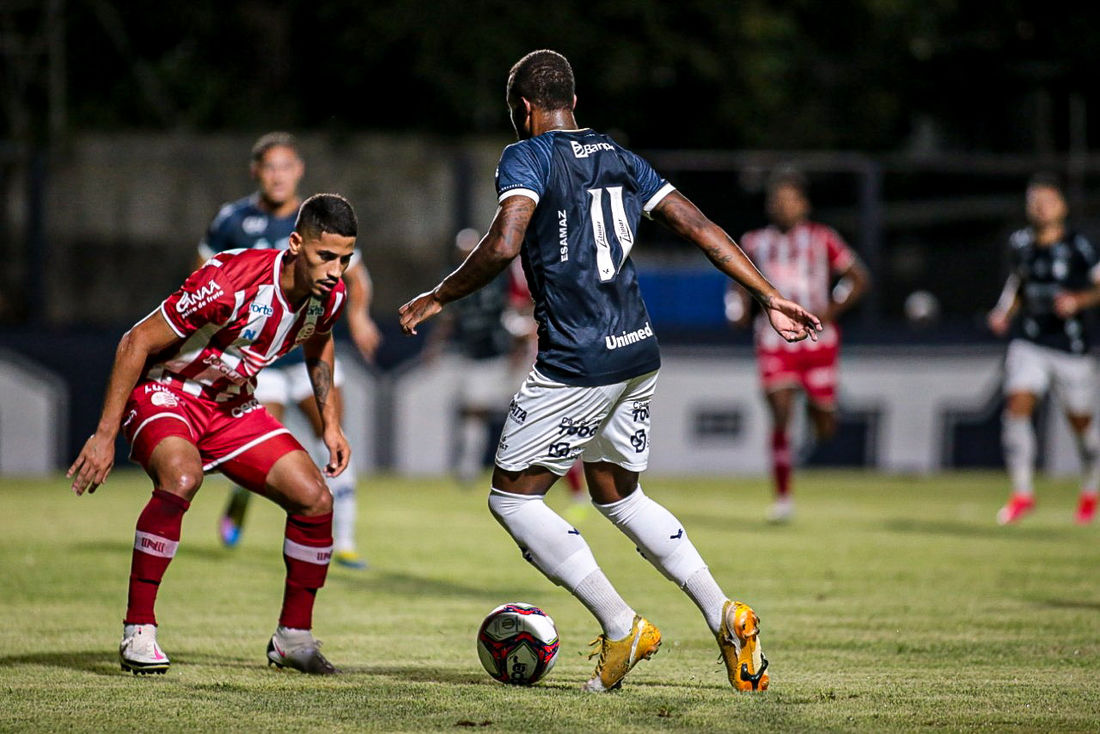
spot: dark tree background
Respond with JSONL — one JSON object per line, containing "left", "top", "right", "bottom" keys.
{"left": 10, "top": 0, "right": 1095, "bottom": 153}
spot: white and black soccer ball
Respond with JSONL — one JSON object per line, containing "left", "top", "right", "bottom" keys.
{"left": 476, "top": 602, "right": 559, "bottom": 685}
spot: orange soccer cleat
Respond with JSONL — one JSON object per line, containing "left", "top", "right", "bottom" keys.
{"left": 717, "top": 600, "right": 769, "bottom": 692}
{"left": 581, "top": 615, "right": 661, "bottom": 692}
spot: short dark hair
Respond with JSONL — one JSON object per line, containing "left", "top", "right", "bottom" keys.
{"left": 251, "top": 131, "right": 300, "bottom": 163}
{"left": 766, "top": 166, "right": 809, "bottom": 197}
{"left": 1027, "top": 171, "right": 1064, "bottom": 195}
{"left": 295, "top": 193, "right": 357, "bottom": 239}
{"left": 507, "top": 50, "right": 574, "bottom": 110}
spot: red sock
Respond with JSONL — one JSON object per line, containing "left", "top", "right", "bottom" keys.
{"left": 771, "top": 429, "right": 791, "bottom": 499}
{"left": 125, "top": 489, "right": 190, "bottom": 626}
{"left": 564, "top": 462, "right": 584, "bottom": 496}
{"left": 279, "top": 512, "right": 333, "bottom": 629}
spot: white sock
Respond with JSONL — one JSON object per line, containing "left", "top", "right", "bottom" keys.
{"left": 458, "top": 416, "right": 487, "bottom": 480}
{"left": 1002, "top": 415, "right": 1035, "bottom": 496}
{"left": 488, "top": 488, "right": 634, "bottom": 637}
{"left": 595, "top": 486, "right": 724, "bottom": 633}
{"left": 1073, "top": 423, "right": 1100, "bottom": 493}
{"left": 312, "top": 438, "right": 357, "bottom": 553}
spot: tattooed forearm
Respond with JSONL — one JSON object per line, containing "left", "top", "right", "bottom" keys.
{"left": 306, "top": 358, "right": 333, "bottom": 410}
{"left": 435, "top": 198, "right": 533, "bottom": 305}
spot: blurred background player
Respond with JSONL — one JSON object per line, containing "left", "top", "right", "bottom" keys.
{"left": 198, "top": 132, "right": 381, "bottom": 566}
{"left": 987, "top": 173, "right": 1100, "bottom": 525}
{"left": 400, "top": 49, "right": 822, "bottom": 693}
{"left": 68, "top": 193, "right": 360, "bottom": 675}
{"left": 727, "top": 168, "right": 870, "bottom": 522}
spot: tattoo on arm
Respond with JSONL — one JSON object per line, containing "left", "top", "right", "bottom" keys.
{"left": 306, "top": 358, "right": 333, "bottom": 410}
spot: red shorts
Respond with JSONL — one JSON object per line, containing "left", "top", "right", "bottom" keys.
{"left": 121, "top": 380, "right": 304, "bottom": 492}
{"left": 756, "top": 338, "right": 839, "bottom": 408}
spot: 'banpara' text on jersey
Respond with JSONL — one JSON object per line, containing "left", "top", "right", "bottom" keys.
{"left": 495, "top": 129, "right": 674, "bottom": 386}
{"left": 1009, "top": 227, "right": 1100, "bottom": 354}
{"left": 149, "top": 248, "right": 346, "bottom": 402}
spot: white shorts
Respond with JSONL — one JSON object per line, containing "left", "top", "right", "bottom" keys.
{"left": 495, "top": 368, "right": 657, "bottom": 475}
{"left": 1003, "top": 339, "right": 1096, "bottom": 415}
{"left": 253, "top": 358, "right": 346, "bottom": 407}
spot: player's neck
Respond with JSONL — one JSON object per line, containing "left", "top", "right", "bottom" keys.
{"left": 530, "top": 109, "right": 579, "bottom": 137}
{"left": 1034, "top": 222, "right": 1065, "bottom": 247}
{"left": 278, "top": 255, "right": 310, "bottom": 308}
{"left": 258, "top": 194, "right": 301, "bottom": 219}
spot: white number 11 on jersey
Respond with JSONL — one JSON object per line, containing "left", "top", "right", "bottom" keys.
{"left": 587, "top": 186, "right": 635, "bottom": 282}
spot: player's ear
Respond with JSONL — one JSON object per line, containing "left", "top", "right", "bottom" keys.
{"left": 287, "top": 231, "right": 303, "bottom": 254}
{"left": 571, "top": 94, "right": 577, "bottom": 111}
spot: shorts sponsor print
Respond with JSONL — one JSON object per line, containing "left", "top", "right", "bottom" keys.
{"left": 123, "top": 379, "right": 304, "bottom": 491}
{"left": 495, "top": 368, "right": 657, "bottom": 475}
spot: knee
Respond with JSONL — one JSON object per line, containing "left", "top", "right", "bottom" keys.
{"left": 157, "top": 467, "right": 203, "bottom": 500}
{"left": 296, "top": 476, "right": 333, "bottom": 516}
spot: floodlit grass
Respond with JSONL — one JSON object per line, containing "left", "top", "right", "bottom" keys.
{"left": 1, "top": 469, "right": 1097, "bottom": 732}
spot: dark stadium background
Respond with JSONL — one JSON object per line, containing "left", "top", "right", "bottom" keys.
{"left": 2, "top": 1, "right": 1099, "bottom": 469}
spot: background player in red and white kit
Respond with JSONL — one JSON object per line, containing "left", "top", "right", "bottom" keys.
{"left": 727, "top": 168, "right": 870, "bottom": 522}
{"left": 67, "top": 193, "right": 359, "bottom": 676}
{"left": 200, "top": 132, "right": 380, "bottom": 569}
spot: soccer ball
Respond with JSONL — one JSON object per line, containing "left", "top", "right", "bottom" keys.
{"left": 476, "top": 602, "right": 560, "bottom": 685}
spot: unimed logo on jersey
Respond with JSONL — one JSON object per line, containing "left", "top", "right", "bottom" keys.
{"left": 605, "top": 322, "right": 655, "bottom": 350}
{"left": 571, "top": 140, "right": 614, "bottom": 158}
{"left": 176, "top": 280, "right": 224, "bottom": 317}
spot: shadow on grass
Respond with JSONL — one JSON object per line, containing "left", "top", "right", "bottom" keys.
{"left": 1035, "top": 597, "right": 1100, "bottom": 612}
{"left": 882, "top": 518, "right": 1065, "bottom": 541}
{"left": 0, "top": 650, "right": 128, "bottom": 677}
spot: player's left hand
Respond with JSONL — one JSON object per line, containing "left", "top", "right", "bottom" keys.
{"left": 67, "top": 431, "right": 116, "bottom": 496}
{"left": 1054, "top": 291, "right": 1081, "bottom": 319}
{"left": 322, "top": 427, "right": 351, "bottom": 478}
{"left": 398, "top": 290, "right": 443, "bottom": 336}
{"left": 765, "top": 296, "right": 823, "bottom": 343}
{"left": 349, "top": 312, "right": 383, "bottom": 363}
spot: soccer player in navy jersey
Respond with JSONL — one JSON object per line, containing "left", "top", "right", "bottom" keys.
{"left": 400, "top": 50, "right": 820, "bottom": 693}
{"left": 68, "top": 193, "right": 359, "bottom": 675}
{"left": 987, "top": 173, "right": 1100, "bottom": 525}
{"left": 201, "top": 132, "right": 379, "bottom": 568}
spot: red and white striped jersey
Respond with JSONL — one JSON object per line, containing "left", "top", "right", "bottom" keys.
{"left": 742, "top": 221, "right": 854, "bottom": 350}
{"left": 146, "top": 248, "right": 346, "bottom": 402}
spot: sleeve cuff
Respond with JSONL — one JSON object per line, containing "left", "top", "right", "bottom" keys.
{"left": 643, "top": 183, "right": 676, "bottom": 215}
{"left": 499, "top": 188, "right": 540, "bottom": 205}
{"left": 159, "top": 303, "right": 188, "bottom": 338}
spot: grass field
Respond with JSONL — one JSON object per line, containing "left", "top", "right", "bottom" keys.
{"left": 1, "top": 469, "right": 1098, "bottom": 732}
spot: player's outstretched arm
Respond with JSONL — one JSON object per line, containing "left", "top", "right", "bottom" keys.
{"left": 399, "top": 196, "right": 535, "bottom": 335}
{"left": 343, "top": 261, "right": 382, "bottom": 362}
{"left": 303, "top": 332, "right": 350, "bottom": 477}
{"left": 652, "top": 191, "right": 822, "bottom": 342}
{"left": 67, "top": 311, "right": 182, "bottom": 496}
{"left": 988, "top": 274, "right": 1020, "bottom": 336}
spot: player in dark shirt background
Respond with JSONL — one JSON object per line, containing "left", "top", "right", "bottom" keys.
{"left": 400, "top": 49, "right": 820, "bottom": 693}
{"left": 988, "top": 173, "right": 1100, "bottom": 525}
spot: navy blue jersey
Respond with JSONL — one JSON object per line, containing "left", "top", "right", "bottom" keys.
{"left": 1009, "top": 227, "right": 1100, "bottom": 354}
{"left": 495, "top": 129, "right": 674, "bottom": 386}
{"left": 198, "top": 193, "right": 297, "bottom": 259}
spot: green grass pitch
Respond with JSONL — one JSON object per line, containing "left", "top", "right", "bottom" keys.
{"left": 1, "top": 469, "right": 1097, "bottom": 732}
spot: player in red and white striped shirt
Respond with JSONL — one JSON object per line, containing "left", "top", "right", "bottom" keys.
{"left": 67, "top": 193, "right": 358, "bottom": 676}
{"left": 727, "top": 169, "right": 870, "bottom": 522}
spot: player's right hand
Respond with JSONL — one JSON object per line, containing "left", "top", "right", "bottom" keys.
{"left": 67, "top": 432, "right": 116, "bottom": 496}
{"left": 398, "top": 290, "right": 443, "bottom": 336}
